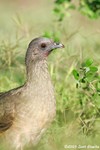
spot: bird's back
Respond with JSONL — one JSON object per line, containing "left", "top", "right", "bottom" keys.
{"left": 0, "top": 87, "right": 23, "bottom": 134}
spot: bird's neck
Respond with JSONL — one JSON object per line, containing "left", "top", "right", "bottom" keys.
{"left": 26, "top": 59, "right": 50, "bottom": 84}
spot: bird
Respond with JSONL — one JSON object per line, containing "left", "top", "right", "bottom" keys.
{"left": 0, "top": 37, "right": 64, "bottom": 150}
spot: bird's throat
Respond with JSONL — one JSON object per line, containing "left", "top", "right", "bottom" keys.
{"left": 26, "top": 59, "right": 50, "bottom": 84}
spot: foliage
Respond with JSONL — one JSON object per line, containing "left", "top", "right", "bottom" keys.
{"left": 73, "top": 59, "right": 100, "bottom": 135}
{"left": 54, "top": 0, "right": 100, "bottom": 20}
{"left": 52, "top": 0, "right": 100, "bottom": 136}
{"left": 0, "top": 36, "right": 26, "bottom": 91}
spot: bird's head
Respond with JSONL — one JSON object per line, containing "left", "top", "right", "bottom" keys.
{"left": 25, "top": 37, "right": 64, "bottom": 64}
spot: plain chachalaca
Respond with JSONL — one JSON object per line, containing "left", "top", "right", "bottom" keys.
{"left": 0, "top": 37, "right": 64, "bottom": 150}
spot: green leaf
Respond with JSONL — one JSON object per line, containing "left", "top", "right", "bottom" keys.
{"left": 85, "top": 71, "right": 95, "bottom": 82}
{"left": 55, "top": 0, "right": 71, "bottom": 5}
{"left": 84, "top": 58, "right": 93, "bottom": 67}
{"left": 90, "top": 66, "right": 98, "bottom": 72}
{"left": 43, "top": 31, "right": 52, "bottom": 38}
{"left": 80, "top": 77, "right": 86, "bottom": 83}
{"left": 76, "top": 83, "right": 79, "bottom": 88}
{"left": 59, "top": 13, "right": 65, "bottom": 21}
{"left": 96, "top": 82, "right": 100, "bottom": 91}
{"left": 53, "top": 7, "right": 61, "bottom": 13}
{"left": 72, "top": 69, "right": 79, "bottom": 80}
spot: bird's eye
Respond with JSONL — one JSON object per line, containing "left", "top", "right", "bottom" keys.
{"left": 41, "top": 43, "right": 47, "bottom": 48}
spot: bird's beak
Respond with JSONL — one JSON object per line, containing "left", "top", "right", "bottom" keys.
{"left": 51, "top": 42, "right": 64, "bottom": 50}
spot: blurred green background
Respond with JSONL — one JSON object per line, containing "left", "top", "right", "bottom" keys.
{"left": 0, "top": 0, "right": 100, "bottom": 150}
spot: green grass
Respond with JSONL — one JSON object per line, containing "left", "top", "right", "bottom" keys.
{"left": 0, "top": 1, "right": 100, "bottom": 150}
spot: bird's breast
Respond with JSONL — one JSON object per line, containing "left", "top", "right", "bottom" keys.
{"left": 14, "top": 79, "right": 56, "bottom": 131}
